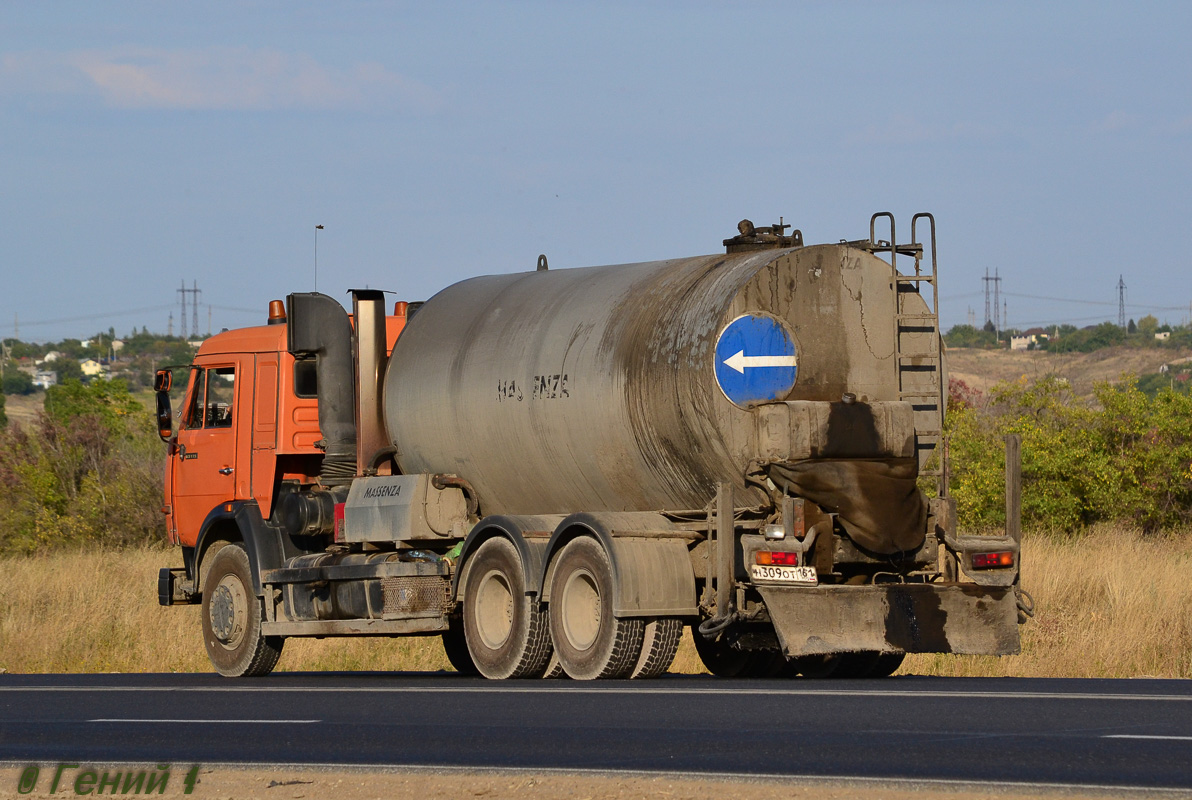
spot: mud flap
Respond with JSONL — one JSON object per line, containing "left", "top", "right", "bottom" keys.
{"left": 758, "top": 584, "right": 1020, "bottom": 656}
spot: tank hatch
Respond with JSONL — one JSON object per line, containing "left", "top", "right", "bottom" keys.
{"left": 723, "top": 218, "right": 804, "bottom": 253}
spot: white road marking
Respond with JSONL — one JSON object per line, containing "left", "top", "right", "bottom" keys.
{"left": 89, "top": 718, "right": 320, "bottom": 723}
{"left": 1104, "top": 734, "right": 1192, "bottom": 741}
{"left": 5, "top": 685, "right": 1192, "bottom": 702}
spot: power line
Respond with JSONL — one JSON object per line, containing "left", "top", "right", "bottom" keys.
{"left": 994, "top": 291, "right": 1185, "bottom": 311}
{"left": 11, "top": 304, "right": 175, "bottom": 328}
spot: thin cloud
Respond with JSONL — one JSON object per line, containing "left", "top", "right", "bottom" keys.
{"left": 0, "top": 47, "right": 439, "bottom": 112}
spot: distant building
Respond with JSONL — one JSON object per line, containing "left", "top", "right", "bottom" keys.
{"left": 41, "top": 351, "right": 61, "bottom": 364}
{"left": 1155, "top": 331, "right": 1171, "bottom": 341}
{"left": 79, "top": 359, "right": 109, "bottom": 377}
{"left": 1010, "top": 334, "right": 1038, "bottom": 351}
{"left": 33, "top": 370, "right": 57, "bottom": 389}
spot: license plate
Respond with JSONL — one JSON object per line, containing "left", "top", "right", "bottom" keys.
{"left": 749, "top": 564, "right": 818, "bottom": 585}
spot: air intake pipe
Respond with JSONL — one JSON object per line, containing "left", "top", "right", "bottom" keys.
{"left": 287, "top": 292, "right": 357, "bottom": 486}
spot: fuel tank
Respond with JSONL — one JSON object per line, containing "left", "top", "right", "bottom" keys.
{"left": 384, "top": 241, "right": 933, "bottom": 522}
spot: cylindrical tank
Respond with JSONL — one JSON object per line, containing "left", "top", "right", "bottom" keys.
{"left": 384, "top": 243, "right": 910, "bottom": 516}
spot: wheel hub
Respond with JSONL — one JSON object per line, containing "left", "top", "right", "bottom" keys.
{"left": 475, "top": 569, "right": 514, "bottom": 650}
{"left": 210, "top": 584, "right": 236, "bottom": 642}
{"left": 209, "top": 574, "right": 247, "bottom": 647}
{"left": 561, "top": 569, "right": 601, "bottom": 651}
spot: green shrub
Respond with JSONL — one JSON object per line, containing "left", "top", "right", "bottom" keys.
{"left": 0, "top": 379, "right": 163, "bottom": 553}
{"left": 946, "top": 375, "right": 1192, "bottom": 532}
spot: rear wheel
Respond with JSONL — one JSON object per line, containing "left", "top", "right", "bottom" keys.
{"left": 832, "top": 651, "right": 882, "bottom": 678}
{"left": 548, "top": 537, "right": 643, "bottom": 680}
{"left": 461, "top": 537, "right": 552, "bottom": 679}
{"left": 870, "top": 652, "right": 906, "bottom": 677}
{"left": 630, "top": 618, "right": 683, "bottom": 679}
{"left": 441, "top": 618, "right": 479, "bottom": 676}
{"left": 201, "top": 544, "right": 283, "bottom": 677}
{"left": 785, "top": 653, "right": 841, "bottom": 678}
{"left": 693, "top": 631, "right": 750, "bottom": 677}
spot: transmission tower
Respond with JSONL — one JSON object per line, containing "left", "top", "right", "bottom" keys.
{"left": 982, "top": 268, "right": 1002, "bottom": 330}
{"left": 168, "top": 312, "right": 174, "bottom": 338}
{"left": 1117, "top": 275, "right": 1127, "bottom": 328}
{"left": 177, "top": 280, "right": 201, "bottom": 339}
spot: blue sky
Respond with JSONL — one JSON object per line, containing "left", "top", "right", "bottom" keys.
{"left": 2, "top": 1, "right": 1190, "bottom": 341}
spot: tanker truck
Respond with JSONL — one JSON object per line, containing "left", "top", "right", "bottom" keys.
{"left": 156, "top": 212, "right": 1027, "bottom": 680}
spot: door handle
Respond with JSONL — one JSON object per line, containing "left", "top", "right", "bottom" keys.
{"left": 218, "top": 467, "right": 234, "bottom": 475}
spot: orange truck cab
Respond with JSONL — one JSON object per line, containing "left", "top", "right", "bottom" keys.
{"left": 157, "top": 292, "right": 412, "bottom": 675}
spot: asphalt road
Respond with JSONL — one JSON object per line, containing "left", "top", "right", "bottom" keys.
{"left": 2, "top": 673, "right": 1191, "bottom": 792}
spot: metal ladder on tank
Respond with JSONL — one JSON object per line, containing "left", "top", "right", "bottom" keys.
{"left": 870, "top": 212, "right": 947, "bottom": 496}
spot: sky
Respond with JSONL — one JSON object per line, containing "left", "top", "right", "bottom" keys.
{"left": 2, "top": 1, "right": 1190, "bottom": 342}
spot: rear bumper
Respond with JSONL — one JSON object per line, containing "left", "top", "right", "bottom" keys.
{"left": 758, "top": 583, "right": 1020, "bottom": 657}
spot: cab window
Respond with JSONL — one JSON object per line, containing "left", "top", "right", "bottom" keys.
{"left": 182, "top": 366, "right": 236, "bottom": 429}
{"left": 182, "top": 368, "right": 206, "bottom": 430}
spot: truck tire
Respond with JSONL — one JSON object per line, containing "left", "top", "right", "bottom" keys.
{"left": 693, "top": 632, "right": 783, "bottom": 677}
{"left": 441, "top": 619, "right": 479, "bottom": 676}
{"left": 629, "top": 618, "right": 683, "bottom": 679}
{"left": 869, "top": 652, "right": 906, "bottom": 677}
{"left": 831, "top": 650, "right": 881, "bottom": 678}
{"left": 785, "top": 653, "right": 840, "bottom": 678}
{"left": 542, "top": 652, "right": 567, "bottom": 679}
{"left": 548, "top": 537, "right": 644, "bottom": 680}
{"left": 462, "top": 537, "right": 553, "bottom": 679}
{"left": 201, "top": 544, "right": 283, "bottom": 677}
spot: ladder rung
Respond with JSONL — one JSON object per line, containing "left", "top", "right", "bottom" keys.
{"left": 895, "top": 275, "right": 935, "bottom": 283}
{"left": 897, "top": 314, "right": 938, "bottom": 322}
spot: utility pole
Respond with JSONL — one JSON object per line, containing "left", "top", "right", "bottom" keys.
{"left": 192, "top": 280, "right": 200, "bottom": 340}
{"left": 1117, "top": 276, "right": 1127, "bottom": 328}
{"left": 178, "top": 279, "right": 188, "bottom": 339}
{"left": 168, "top": 312, "right": 174, "bottom": 338}
{"left": 314, "top": 224, "right": 324, "bottom": 291}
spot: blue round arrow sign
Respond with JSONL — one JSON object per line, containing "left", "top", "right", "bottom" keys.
{"left": 714, "top": 314, "right": 798, "bottom": 406}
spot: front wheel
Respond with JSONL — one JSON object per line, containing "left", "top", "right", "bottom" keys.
{"left": 201, "top": 544, "right": 283, "bottom": 677}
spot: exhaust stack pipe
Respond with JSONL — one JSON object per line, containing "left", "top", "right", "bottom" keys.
{"left": 351, "top": 289, "right": 389, "bottom": 475}
{"left": 286, "top": 292, "right": 357, "bottom": 486}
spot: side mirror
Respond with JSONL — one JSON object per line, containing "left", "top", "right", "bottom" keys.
{"left": 155, "top": 369, "right": 174, "bottom": 441}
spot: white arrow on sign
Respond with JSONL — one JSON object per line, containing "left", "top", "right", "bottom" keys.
{"left": 723, "top": 350, "right": 797, "bottom": 375}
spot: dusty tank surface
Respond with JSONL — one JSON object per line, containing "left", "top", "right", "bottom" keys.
{"left": 385, "top": 223, "right": 940, "bottom": 554}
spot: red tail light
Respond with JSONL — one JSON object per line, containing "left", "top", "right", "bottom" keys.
{"left": 756, "top": 551, "right": 800, "bottom": 566}
{"left": 972, "top": 551, "right": 1014, "bottom": 569}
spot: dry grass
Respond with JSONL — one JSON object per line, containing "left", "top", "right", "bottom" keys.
{"left": 947, "top": 345, "right": 1191, "bottom": 398}
{"left": 2, "top": 528, "right": 1190, "bottom": 678}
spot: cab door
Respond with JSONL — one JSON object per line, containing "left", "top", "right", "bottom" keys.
{"left": 171, "top": 362, "right": 241, "bottom": 547}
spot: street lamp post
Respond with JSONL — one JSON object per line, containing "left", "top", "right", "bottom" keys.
{"left": 314, "top": 224, "right": 325, "bottom": 291}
